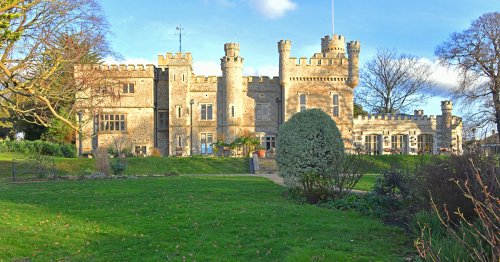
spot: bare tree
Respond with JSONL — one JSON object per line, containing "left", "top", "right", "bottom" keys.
{"left": 436, "top": 12, "right": 500, "bottom": 141}
{"left": 0, "top": 0, "right": 115, "bottom": 131}
{"left": 356, "top": 49, "right": 435, "bottom": 114}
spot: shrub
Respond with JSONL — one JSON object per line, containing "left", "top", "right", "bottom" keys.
{"left": 94, "top": 147, "right": 110, "bottom": 176}
{"left": 414, "top": 152, "right": 499, "bottom": 221}
{"left": 412, "top": 152, "right": 499, "bottom": 261}
{"left": 60, "top": 144, "right": 77, "bottom": 158}
{"left": 150, "top": 148, "right": 162, "bottom": 157}
{"left": 0, "top": 139, "right": 76, "bottom": 158}
{"left": 110, "top": 160, "right": 127, "bottom": 175}
{"left": 276, "top": 109, "right": 344, "bottom": 203}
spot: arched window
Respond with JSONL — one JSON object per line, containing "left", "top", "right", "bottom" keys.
{"left": 299, "top": 94, "right": 306, "bottom": 112}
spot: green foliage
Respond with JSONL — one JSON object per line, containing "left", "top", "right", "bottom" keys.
{"left": 321, "top": 193, "right": 398, "bottom": 218}
{"left": 110, "top": 160, "right": 127, "bottom": 176}
{"left": 0, "top": 153, "right": 249, "bottom": 178}
{"left": 0, "top": 139, "right": 76, "bottom": 158}
{"left": 410, "top": 211, "right": 491, "bottom": 261}
{"left": 353, "top": 102, "right": 368, "bottom": 117}
{"left": 360, "top": 154, "right": 435, "bottom": 174}
{"left": 41, "top": 109, "right": 75, "bottom": 144}
{"left": 0, "top": 1, "right": 23, "bottom": 43}
{"left": 276, "top": 109, "right": 344, "bottom": 190}
{"left": 0, "top": 177, "right": 409, "bottom": 260}
{"left": 373, "top": 168, "right": 414, "bottom": 200}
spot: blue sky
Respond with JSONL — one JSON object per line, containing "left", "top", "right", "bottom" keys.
{"left": 100, "top": 0, "right": 500, "bottom": 115}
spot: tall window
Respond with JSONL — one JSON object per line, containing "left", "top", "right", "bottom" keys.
{"left": 255, "top": 103, "right": 270, "bottom": 121}
{"left": 158, "top": 111, "right": 168, "bottom": 129}
{"left": 200, "top": 104, "right": 213, "bottom": 120}
{"left": 231, "top": 106, "right": 235, "bottom": 118}
{"left": 122, "top": 83, "right": 134, "bottom": 93}
{"left": 200, "top": 133, "right": 213, "bottom": 155}
{"left": 418, "top": 134, "right": 433, "bottom": 154}
{"left": 177, "top": 135, "right": 182, "bottom": 148}
{"left": 333, "top": 94, "right": 339, "bottom": 117}
{"left": 391, "top": 135, "right": 407, "bottom": 153}
{"left": 365, "top": 135, "right": 379, "bottom": 155}
{"left": 299, "top": 94, "right": 306, "bottom": 112}
{"left": 176, "top": 106, "right": 181, "bottom": 118}
{"left": 99, "top": 114, "right": 126, "bottom": 132}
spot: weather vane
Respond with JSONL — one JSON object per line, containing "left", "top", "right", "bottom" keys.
{"left": 176, "top": 25, "right": 184, "bottom": 52}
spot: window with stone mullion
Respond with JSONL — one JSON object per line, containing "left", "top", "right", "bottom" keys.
{"left": 200, "top": 104, "right": 213, "bottom": 120}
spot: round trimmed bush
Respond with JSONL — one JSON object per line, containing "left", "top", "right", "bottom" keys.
{"left": 276, "top": 109, "right": 344, "bottom": 192}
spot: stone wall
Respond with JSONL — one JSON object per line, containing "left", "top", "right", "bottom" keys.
{"left": 75, "top": 34, "right": 463, "bottom": 157}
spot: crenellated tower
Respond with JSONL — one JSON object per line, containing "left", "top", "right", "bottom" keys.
{"left": 346, "top": 41, "right": 360, "bottom": 88}
{"left": 321, "top": 34, "right": 346, "bottom": 56}
{"left": 220, "top": 43, "right": 244, "bottom": 142}
{"left": 440, "top": 100, "right": 453, "bottom": 150}
{"left": 278, "top": 40, "right": 291, "bottom": 86}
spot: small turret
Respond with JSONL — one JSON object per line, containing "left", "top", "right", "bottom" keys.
{"left": 220, "top": 43, "right": 244, "bottom": 142}
{"left": 321, "top": 34, "right": 345, "bottom": 57}
{"left": 346, "top": 41, "right": 360, "bottom": 88}
{"left": 278, "top": 40, "right": 291, "bottom": 86}
{"left": 440, "top": 100, "right": 453, "bottom": 150}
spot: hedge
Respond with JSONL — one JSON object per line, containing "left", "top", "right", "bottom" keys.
{"left": 0, "top": 139, "right": 76, "bottom": 158}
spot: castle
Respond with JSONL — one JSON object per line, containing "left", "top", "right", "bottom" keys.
{"left": 75, "top": 34, "right": 462, "bottom": 156}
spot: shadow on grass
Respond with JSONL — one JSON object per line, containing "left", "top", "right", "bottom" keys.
{"left": 0, "top": 177, "right": 409, "bottom": 260}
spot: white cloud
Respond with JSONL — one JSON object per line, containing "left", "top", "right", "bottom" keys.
{"left": 419, "top": 57, "right": 460, "bottom": 96}
{"left": 250, "top": 0, "right": 297, "bottom": 19}
{"left": 193, "top": 60, "right": 222, "bottom": 76}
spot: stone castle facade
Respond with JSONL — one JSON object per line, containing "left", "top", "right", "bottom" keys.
{"left": 76, "top": 34, "right": 462, "bottom": 156}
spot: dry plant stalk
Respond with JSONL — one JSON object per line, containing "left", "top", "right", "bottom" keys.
{"left": 415, "top": 156, "right": 499, "bottom": 262}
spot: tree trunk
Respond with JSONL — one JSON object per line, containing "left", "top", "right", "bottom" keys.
{"left": 493, "top": 84, "right": 500, "bottom": 142}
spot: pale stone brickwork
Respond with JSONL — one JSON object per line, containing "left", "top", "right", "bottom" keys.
{"left": 76, "top": 34, "right": 462, "bottom": 156}
{"left": 353, "top": 101, "right": 463, "bottom": 155}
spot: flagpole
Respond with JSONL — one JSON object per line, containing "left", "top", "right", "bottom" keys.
{"left": 332, "top": 0, "right": 335, "bottom": 35}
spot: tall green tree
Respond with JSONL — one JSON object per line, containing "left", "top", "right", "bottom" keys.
{"left": 0, "top": 0, "right": 115, "bottom": 131}
{"left": 436, "top": 12, "right": 500, "bottom": 140}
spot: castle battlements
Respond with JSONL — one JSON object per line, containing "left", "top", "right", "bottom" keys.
{"left": 355, "top": 114, "right": 438, "bottom": 122}
{"left": 221, "top": 57, "right": 244, "bottom": 63}
{"left": 192, "top": 76, "right": 220, "bottom": 83}
{"left": 321, "top": 34, "right": 346, "bottom": 54}
{"left": 354, "top": 113, "right": 461, "bottom": 126}
{"left": 245, "top": 76, "right": 280, "bottom": 83}
{"left": 158, "top": 52, "right": 192, "bottom": 66}
{"left": 289, "top": 76, "right": 348, "bottom": 82}
{"left": 288, "top": 56, "right": 348, "bottom": 66}
{"left": 347, "top": 41, "right": 361, "bottom": 53}
{"left": 75, "top": 64, "right": 156, "bottom": 72}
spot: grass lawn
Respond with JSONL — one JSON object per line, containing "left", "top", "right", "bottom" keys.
{"left": 0, "top": 153, "right": 249, "bottom": 178}
{"left": 355, "top": 174, "right": 379, "bottom": 191}
{"left": 361, "top": 155, "right": 436, "bottom": 174}
{"left": 0, "top": 176, "right": 409, "bottom": 261}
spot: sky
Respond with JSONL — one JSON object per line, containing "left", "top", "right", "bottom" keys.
{"left": 100, "top": 0, "right": 500, "bottom": 115}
